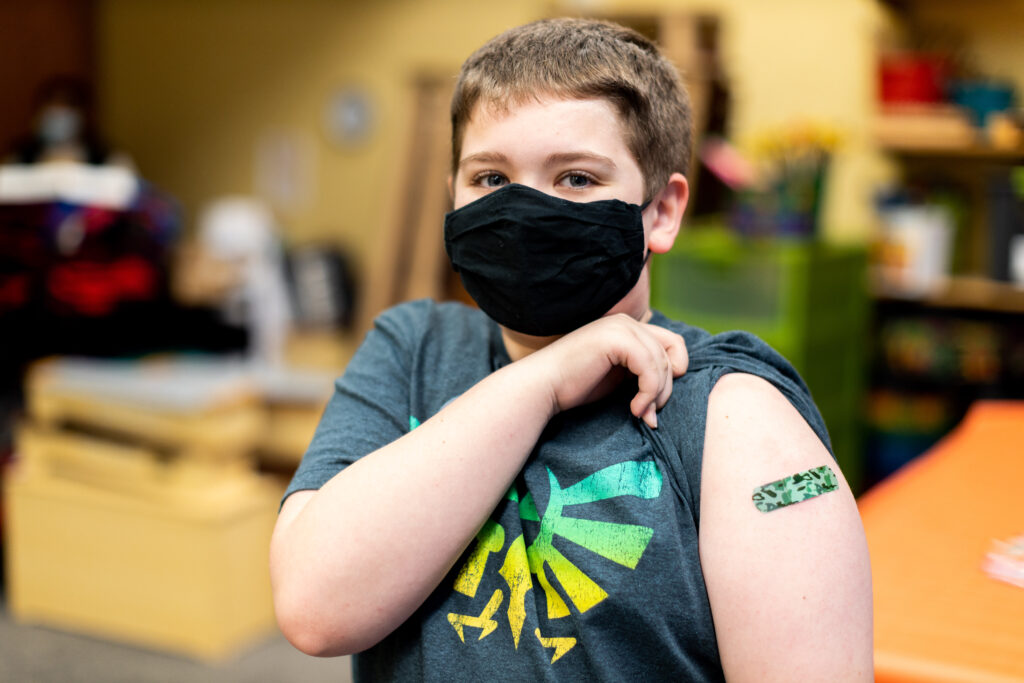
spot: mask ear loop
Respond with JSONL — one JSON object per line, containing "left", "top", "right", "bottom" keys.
{"left": 639, "top": 196, "right": 656, "bottom": 264}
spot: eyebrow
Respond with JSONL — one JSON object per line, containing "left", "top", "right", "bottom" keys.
{"left": 457, "top": 151, "right": 618, "bottom": 171}
{"left": 458, "top": 152, "right": 509, "bottom": 169}
{"left": 543, "top": 152, "right": 617, "bottom": 170}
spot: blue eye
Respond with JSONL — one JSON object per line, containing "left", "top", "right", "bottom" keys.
{"left": 557, "top": 174, "right": 598, "bottom": 189}
{"left": 482, "top": 173, "right": 507, "bottom": 187}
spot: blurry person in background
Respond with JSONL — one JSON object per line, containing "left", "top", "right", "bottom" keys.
{"left": 7, "top": 75, "right": 132, "bottom": 169}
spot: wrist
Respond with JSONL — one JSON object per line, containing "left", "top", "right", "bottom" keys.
{"left": 499, "top": 350, "right": 561, "bottom": 423}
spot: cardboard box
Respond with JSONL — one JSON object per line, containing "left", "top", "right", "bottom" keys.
{"left": 3, "top": 425, "right": 283, "bottom": 660}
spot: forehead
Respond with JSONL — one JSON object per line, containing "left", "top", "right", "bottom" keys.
{"left": 460, "top": 95, "right": 637, "bottom": 165}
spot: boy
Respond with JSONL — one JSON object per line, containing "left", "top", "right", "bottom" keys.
{"left": 271, "top": 18, "right": 872, "bottom": 681}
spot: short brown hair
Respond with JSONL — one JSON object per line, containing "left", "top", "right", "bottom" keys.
{"left": 451, "top": 18, "right": 692, "bottom": 200}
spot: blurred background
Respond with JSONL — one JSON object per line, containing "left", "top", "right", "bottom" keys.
{"left": 0, "top": 0, "right": 1022, "bottom": 681}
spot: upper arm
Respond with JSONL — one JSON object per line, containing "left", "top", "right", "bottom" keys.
{"left": 270, "top": 306, "right": 418, "bottom": 651}
{"left": 279, "top": 305, "right": 419, "bottom": 503}
{"left": 699, "top": 373, "right": 873, "bottom": 682}
{"left": 274, "top": 490, "right": 316, "bottom": 542}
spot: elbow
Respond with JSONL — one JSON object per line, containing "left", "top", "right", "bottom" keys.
{"left": 277, "top": 620, "right": 336, "bottom": 658}
{"left": 270, "top": 528, "right": 392, "bottom": 656}
{"left": 273, "top": 577, "right": 384, "bottom": 656}
{"left": 278, "top": 625, "right": 348, "bottom": 658}
{"left": 274, "top": 592, "right": 361, "bottom": 657}
{"left": 271, "top": 495, "right": 371, "bottom": 656}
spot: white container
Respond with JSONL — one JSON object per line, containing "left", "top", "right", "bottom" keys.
{"left": 878, "top": 205, "right": 954, "bottom": 297}
{"left": 1010, "top": 234, "right": 1024, "bottom": 287}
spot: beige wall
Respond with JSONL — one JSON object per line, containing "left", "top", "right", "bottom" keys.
{"left": 98, "top": 0, "right": 906, "bottom": 268}
{"left": 98, "top": 0, "right": 550, "bottom": 259}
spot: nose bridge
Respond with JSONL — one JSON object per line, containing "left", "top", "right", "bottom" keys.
{"left": 507, "top": 171, "right": 547, "bottom": 196}
{"left": 499, "top": 141, "right": 553, "bottom": 195}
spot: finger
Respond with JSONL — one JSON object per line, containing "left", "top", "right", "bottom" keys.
{"left": 597, "top": 317, "right": 673, "bottom": 419}
{"left": 667, "top": 334, "right": 688, "bottom": 376}
{"left": 623, "top": 339, "right": 670, "bottom": 418}
{"left": 655, "top": 363, "right": 674, "bottom": 408}
{"left": 643, "top": 403, "right": 658, "bottom": 429}
{"left": 644, "top": 325, "right": 689, "bottom": 377}
{"left": 623, "top": 347, "right": 663, "bottom": 417}
{"left": 634, "top": 328, "right": 677, "bottom": 410}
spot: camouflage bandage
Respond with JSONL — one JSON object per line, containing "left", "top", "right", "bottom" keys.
{"left": 752, "top": 465, "right": 838, "bottom": 513}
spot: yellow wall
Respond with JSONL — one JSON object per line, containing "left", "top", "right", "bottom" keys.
{"left": 99, "top": 0, "right": 894, "bottom": 267}
{"left": 98, "top": 0, "right": 550, "bottom": 258}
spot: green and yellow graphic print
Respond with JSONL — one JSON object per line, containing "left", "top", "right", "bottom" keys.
{"left": 444, "top": 448, "right": 663, "bottom": 664}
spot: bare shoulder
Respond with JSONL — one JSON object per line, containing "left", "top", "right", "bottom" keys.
{"left": 699, "top": 373, "right": 873, "bottom": 682}
{"left": 704, "top": 372, "right": 831, "bottom": 480}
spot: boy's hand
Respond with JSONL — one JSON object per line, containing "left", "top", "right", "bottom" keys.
{"left": 527, "top": 313, "right": 688, "bottom": 428}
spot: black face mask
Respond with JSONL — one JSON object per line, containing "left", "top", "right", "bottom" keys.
{"left": 444, "top": 183, "right": 649, "bottom": 336}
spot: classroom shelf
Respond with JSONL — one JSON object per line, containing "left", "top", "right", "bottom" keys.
{"left": 871, "top": 274, "right": 1024, "bottom": 314}
{"left": 877, "top": 139, "right": 1024, "bottom": 162}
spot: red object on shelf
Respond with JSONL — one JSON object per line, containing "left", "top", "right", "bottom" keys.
{"left": 46, "top": 257, "right": 158, "bottom": 317}
{"left": 879, "top": 53, "right": 950, "bottom": 104}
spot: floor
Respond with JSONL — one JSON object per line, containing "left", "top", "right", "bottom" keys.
{"left": 0, "top": 590, "right": 353, "bottom": 683}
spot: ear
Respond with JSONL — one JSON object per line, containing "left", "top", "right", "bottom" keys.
{"left": 447, "top": 174, "right": 455, "bottom": 203}
{"left": 646, "top": 172, "right": 689, "bottom": 254}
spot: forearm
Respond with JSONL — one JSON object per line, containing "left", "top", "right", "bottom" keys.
{"left": 270, "top": 357, "right": 555, "bottom": 656}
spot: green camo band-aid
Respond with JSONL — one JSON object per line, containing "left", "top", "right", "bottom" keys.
{"left": 752, "top": 465, "right": 838, "bottom": 513}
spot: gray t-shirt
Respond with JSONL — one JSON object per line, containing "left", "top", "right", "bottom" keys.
{"left": 284, "top": 299, "right": 832, "bottom": 682}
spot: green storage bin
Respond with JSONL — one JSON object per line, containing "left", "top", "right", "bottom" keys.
{"left": 651, "top": 228, "right": 869, "bottom": 493}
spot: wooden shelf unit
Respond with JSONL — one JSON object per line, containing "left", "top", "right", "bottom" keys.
{"left": 879, "top": 140, "right": 1024, "bottom": 162}
{"left": 871, "top": 274, "right": 1024, "bottom": 314}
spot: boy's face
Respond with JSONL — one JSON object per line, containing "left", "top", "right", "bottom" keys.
{"left": 451, "top": 96, "right": 657, "bottom": 333}
{"left": 452, "top": 96, "right": 646, "bottom": 209}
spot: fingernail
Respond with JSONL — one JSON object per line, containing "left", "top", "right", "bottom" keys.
{"left": 646, "top": 405, "right": 658, "bottom": 429}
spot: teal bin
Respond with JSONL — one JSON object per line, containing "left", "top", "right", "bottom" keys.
{"left": 651, "top": 228, "right": 869, "bottom": 493}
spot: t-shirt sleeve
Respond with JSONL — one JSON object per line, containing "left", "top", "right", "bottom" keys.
{"left": 652, "top": 327, "right": 835, "bottom": 518}
{"left": 688, "top": 330, "right": 832, "bottom": 453}
{"left": 281, "top": 301, "right": 426, "bottom": 504}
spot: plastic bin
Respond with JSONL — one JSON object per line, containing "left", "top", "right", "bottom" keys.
{"left": 651, "top": 229, "right": 869, "bottom": 492}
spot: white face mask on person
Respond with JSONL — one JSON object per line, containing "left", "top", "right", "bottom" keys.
{"left": 444, "top": 183, "right": 650, "bottom": 337}
{"left": 38, "top": 106, "right": 82, "bottom": 145}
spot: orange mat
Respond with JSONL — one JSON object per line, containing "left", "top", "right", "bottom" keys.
{"left": 859, "top": 401, "right": 1024, "bottom": 682}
